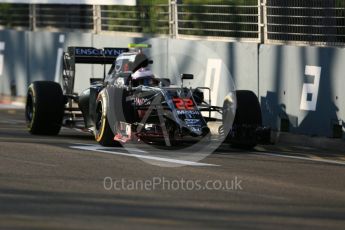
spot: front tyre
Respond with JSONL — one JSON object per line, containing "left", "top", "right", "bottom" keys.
{"left": 94, "top": 93, "right": 121, "bottom": 147}
{"left": 25, "top": 81, "right": 65, "bottom": 135}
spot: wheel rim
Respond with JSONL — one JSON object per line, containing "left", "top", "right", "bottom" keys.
{"left": 96, "top": 102, "right": 103, "bottom": 131}
{"left": 25, "top": 92, "right": 33, "bottom": 123}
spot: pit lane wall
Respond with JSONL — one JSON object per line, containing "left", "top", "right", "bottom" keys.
{"left": 0, "top": 29, "right": 344, "bottom": 138}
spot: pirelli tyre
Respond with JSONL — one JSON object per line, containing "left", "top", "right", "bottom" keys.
{"left": 25, "top": 81, "right": 65, "bottom": 135}
{"left": 94, "top": 93, "right": 121, "bottom": 147}
{"left": 223, "top": 90, "right": 262, "bottom": 149}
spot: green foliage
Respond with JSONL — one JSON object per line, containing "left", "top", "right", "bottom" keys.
{"left": 0, "top": 4, "right": 13, "bottom": 27}
{"left": 139, "top": 0, "right": 168, "bottom": 4}
{"left": 181, "top": 0, "right": 257, "bottom": 5}
{"left": 102, "top": 0, "right": 258, "bottom": 36}
{"left": 102, "top": 1, "right": 169, "bottom": 34}
{"left": 177, "top": 0, "right": 259, "bottom": 38}
{"left": 0, "top": 4, "right": 29, "bottom": 28}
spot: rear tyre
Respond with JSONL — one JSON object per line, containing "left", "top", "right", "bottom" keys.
{"left": 94, "top": 94, "right": 121, "bottom": 147}
{"left": 223, "top": 90, "right": 262, "bottom": 149}
{"left": 233, "top": 90, "right": 262, "bottom": 125}
{"left": 25, "top": 81, "right": 65, "bottom": 135}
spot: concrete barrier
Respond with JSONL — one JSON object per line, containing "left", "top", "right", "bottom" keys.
{"left": 259, "top": 44, "right": 345, "bottom": 137}
{"left": 0, "top": 29, "right": 343, "bottom": 138}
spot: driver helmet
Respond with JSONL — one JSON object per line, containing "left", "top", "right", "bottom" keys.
{"left": 132, "top": 53, "right": 154, "bottom": 83}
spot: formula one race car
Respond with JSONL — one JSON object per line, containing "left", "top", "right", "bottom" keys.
{"left": 25, "top": 44, "right": 270, "bottom": 148}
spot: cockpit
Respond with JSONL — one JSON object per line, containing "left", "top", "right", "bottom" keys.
{"left": 106, "top": 52, "right": 156, "bottom": 87}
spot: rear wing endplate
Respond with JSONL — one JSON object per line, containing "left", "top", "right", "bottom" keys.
{"left": 62, "top": 46, "right": 129, "bottom": 95}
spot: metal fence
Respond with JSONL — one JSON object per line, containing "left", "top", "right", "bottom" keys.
{"left": 0, "top": 4, "right": 29, "bottom": 29}
{"left": 34, "top": 5, "right": 94, "bottom": 31}
{"left": 100, "top": 4, "right": 169, "bottom": 34}
{"left": 266, "top": 0, "right": 345, "bottom": 46}
{"left": 0, "top": 4, "right": 93, "bottom": 31}
{"left": 176, "top": 1, "right": 260, "bottom": 41}
{"left": 0, "top": 1, "right": 345, "bottom": 47}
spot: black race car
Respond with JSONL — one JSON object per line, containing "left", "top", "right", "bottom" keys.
{"left": 25, "top": 44, "right": 270, "bottom": 148}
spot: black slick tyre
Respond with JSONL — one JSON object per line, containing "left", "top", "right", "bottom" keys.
{"left": 25, "top": 81, "right": 65, "bottom": 135}
{"left": 233, "top": 90, "right": 262, "bottom": 126}
{"left": 223, "top": 90, "right": 262, "bottom": 149}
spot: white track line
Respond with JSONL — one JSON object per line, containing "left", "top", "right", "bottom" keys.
{"left": 255, "top": 151, "right": 345, "bottom": 166}
{"left": 0, "top": 104, "right": 25, "bottom": 110}
{"left": 73, "top": 143, "right": 148, "bottom": 153}
{"left": 71, "top": 144, "right": 218, "bottom": 167}
{"left": 0, "top": 119, "right": 25, "bottom": 125}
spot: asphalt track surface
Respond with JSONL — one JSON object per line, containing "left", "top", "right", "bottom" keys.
{"left": 0, "top": 108, "right": 345, "bottom": 230}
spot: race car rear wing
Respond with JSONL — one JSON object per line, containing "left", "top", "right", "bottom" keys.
{"left": 62, "top": 46, "right": 129, "bottom": 95}
{"left": 66, "top": 47, "right": 129, "bottom": 64}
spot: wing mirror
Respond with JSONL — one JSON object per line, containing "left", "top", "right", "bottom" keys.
{"left": 180, "top": 73, "right": 194, "bottom": 88}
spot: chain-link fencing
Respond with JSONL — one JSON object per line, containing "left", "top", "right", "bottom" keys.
{"left": 0, "top": 1, "right": 344, "bottom": 47}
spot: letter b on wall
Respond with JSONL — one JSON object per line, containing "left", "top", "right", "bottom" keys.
{"left": 300, "top": 65, "right": 321, "bottom": 111}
